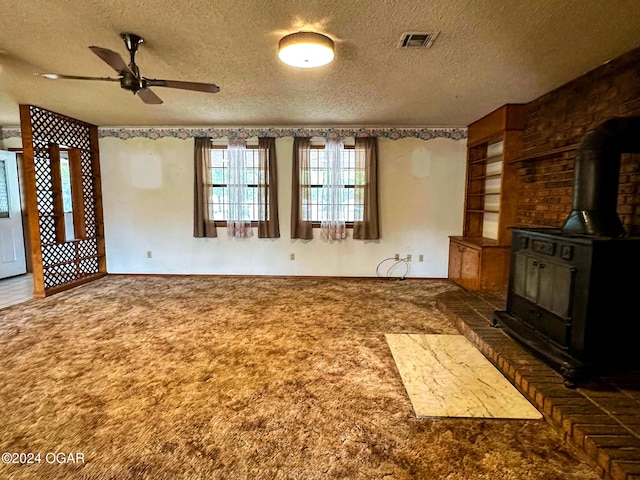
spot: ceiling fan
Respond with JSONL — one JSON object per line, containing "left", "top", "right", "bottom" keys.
{"left": 37, "top": 33, "right": 220, "bottom": 104}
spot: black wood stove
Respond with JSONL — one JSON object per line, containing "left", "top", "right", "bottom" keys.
{"left": 494, "top": 117, "right": 640, "bottom": 387}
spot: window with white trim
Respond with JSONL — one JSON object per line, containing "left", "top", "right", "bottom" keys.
{"left": 302, "top": 144, "right": 364, "bottom": 225}
{"left": 207, "top": 145, "right": 267, "bottom": 224}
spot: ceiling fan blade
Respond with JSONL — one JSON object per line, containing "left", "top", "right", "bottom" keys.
{"left": 89, "top": 46, "right": 133, "bottom": 75}
{"left": 36, "top": 73, "right": 120, "bottom": 82}
{"left": 137, "top": 88, "right": 163, "bottom": 104}
{"left": 145, "top": 78, "right": 220, "bottom": 93}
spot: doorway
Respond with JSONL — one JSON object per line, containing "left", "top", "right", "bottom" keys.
{"left": 0, "top": 150, "right": 27, "bottom": 280}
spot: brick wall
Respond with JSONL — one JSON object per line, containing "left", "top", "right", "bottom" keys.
{"left": 517, "top": 46, "right": 640, "bottom": 234}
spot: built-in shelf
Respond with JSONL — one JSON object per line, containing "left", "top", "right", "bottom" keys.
{"left": 469, "top": 173, "right": 502, "bottom": 180}
{"left": 449, "top": 104, "right": 525, "bottom": 291}
{"left": 467, "top": 209, "right": 500, "bottom": 214}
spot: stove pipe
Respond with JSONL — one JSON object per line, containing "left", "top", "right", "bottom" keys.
{"left": 562, "top": 116, "right": 640, "bottom": 237}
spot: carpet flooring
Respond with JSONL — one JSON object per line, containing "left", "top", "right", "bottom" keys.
{"left": 0, "top": 275, "right": 599, "bottom": 479}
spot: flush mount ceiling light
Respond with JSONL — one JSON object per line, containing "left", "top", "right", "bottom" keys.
{"left": 278, "top": 31, "right": 334, "bottom": 68}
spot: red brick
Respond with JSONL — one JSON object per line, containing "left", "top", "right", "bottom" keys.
{"left": 584, "top": 436, "right": 640, "bottom": 470}
{"left": 519, "top": 46, "right": 640, "bottom": 230}
{"left": 609, "top": 460, "right": 640, "bottom": 480}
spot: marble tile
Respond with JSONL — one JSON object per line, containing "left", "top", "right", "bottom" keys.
{"left": 0, "top": 274, "right": 34, "bottom": 310}
{"left": 386, "top": 333, "right": 542, "bottom": 419}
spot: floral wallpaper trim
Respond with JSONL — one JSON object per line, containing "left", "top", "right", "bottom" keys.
{"left": 98, "top": 127, "right": 467, "bottom": 141}
{"left": 2, "top": 126, "right": 468, "bottom": 141}
{"left": 0, "top": 127, "right": 21, "bottom": 140}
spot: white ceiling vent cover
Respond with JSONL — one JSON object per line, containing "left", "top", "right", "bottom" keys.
{"left": 398, "top": 32, "right": 440, "bottom": 48}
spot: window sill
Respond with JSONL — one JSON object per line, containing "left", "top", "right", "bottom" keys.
{"left": 214, "top": 221, "right": 260, "bottom": 227}
{"left": 311, "top": 222, "right": 355, "bottom": 228}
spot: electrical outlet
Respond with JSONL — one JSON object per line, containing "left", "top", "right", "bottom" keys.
{"left": 406, "top": 254, "right": 412, "bottom": 262}
{"left": 419, "top": 254, "right": 424, "bottom": 262}
{"left": 146, "top": 250, "right": 152, "bottom": 258}
{"left": 394, "top": 253, "right": 400, "bottom": 261}
{"left": 290, "top": 253, "right": 295, "bottom": 261}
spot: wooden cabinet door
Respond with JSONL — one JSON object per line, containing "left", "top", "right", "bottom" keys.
{"left": 460, "top": 246, "right": 480, "bottom": 290}
{"left": 448, "top": 240, "right": 462, "bottom": 283}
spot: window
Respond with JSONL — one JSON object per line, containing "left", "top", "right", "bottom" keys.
{"left": 194, "top": 136, "right": 280, "bottom": 239}
{"left": 291, "top": 136, "right": 379, "bottom": 240}
{"left": 60, "top": 152, "right": 75, "bottom": 241}
{"left": 47, "top": 144, "right": 86, "bottom": 243}
{"left": 207, "top": 145, "right": 263, "bottom": 224}
{"left": 0, "top": 160, "right": 9, "bottom": 218}
{"left": 302, "top": 146, "right": 364, "bottom": 224}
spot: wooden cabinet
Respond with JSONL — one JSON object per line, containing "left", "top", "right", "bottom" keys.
{"left": 448, "top": 104, "right": 525, "bottom": 291}
{"left": 448, "top": 236, "right": 510, "bottom": 291}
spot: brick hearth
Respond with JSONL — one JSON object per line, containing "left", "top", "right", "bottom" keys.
{"left": 437, "top": 289, "right": 640, "bottom": 480}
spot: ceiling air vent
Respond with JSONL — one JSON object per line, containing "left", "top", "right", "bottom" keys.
{"left": 398, "top": 32, "right": 440, "bottom": 48}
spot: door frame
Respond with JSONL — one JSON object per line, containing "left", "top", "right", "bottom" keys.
{"left": 0, "top": 149, "right": 29, "bottom": 279}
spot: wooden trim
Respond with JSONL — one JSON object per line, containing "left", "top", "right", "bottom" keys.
{"left": 89, "top": 125, "right": 107, "bottom": 273}
{"left": 107, "top": 273, "right": 445, "bottom": 281}
{"left": 449, "top": 235, "right": 500, "bottom": 248}
{"left": 34, "top": 272, "right": 107, "bottom": 298}
{"left": 18, "top": 105, "right": 106, "bottom": 296}
{"left": 18, "top": 105, "right": 45, "bottom": 295}
{"left": 467, "top": 104, "right": 525, "bottom": 146}
{"left": 68, "top": 148, "right": 86, "bottom": 239}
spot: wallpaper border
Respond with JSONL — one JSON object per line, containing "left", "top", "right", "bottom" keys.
{"left": 2, "top": 126, "right": 467, "bottom": 141}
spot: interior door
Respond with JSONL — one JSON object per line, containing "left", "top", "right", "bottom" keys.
{"left": 0, "top": 150, "right": 27, "bottom": 279}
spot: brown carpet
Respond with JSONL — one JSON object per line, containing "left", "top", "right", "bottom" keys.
{"left": 0, "top": 275, "right": 598, "bottom": 479}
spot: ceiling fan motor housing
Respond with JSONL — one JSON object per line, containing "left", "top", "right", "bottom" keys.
{"left": 119, "top": 72, "right": 144, "bottom": 93}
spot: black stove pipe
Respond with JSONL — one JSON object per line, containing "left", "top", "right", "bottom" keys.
{"left": 562, "top": 116, "right": 640, "bottom": 237}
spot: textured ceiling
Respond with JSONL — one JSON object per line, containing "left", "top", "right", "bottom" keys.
{"left": 1, "top": 0, "right": 640, "bottom": 128}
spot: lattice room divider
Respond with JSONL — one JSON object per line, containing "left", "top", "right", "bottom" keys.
{"left": 19, "top": 105, "right": 106, "bottom": 297}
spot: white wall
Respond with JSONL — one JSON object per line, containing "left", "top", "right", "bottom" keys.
{"left": 99, "top": 135, "right": 466, "bottom": 277}
{"left": 1, "top": 137, "right": 22, "bottom": 149}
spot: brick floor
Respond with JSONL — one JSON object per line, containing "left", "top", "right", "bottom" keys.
{"left": 436, "top": 288, "right": 640, "bottom": 480}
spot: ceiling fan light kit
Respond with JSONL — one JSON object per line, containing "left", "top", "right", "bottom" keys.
{"left": 37, "top": 32, "right": 220, "bottom": 104}
{"left": 278, "top": 31, "right": 334, "bottom": 68}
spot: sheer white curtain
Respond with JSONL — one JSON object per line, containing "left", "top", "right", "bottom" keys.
{"left": 321, "top": 137, "right": 347, "bottom": 241}
{"left": 227, "top": 138, "right": 253, "bottom": 238}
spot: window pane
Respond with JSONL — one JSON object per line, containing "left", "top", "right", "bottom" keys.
{"left": 245, "top": 187, "right": 256, "bottom": 204}
{"left": 309, "top": 167, "right": 321, "bottom": 185}
{"left": 245, "top": 167, "right": 258, "bottom": 185}
{"left": 354, "top": 205, "right": 364, "bottom": 222}
{"left": 342, "top": 188, "right": 354, "bottom": 204}
{"left": 211, "top": 168, "right": 225, "bottom": 184}
{"left": 211, "top": 205, "right": 225, "bottom": 221}
{"left": 212, "top": 185, "right": 224, "bottom": 199}
{"left": 206, "top": 146, "right": 266, "bottom": 222}
{"left": 0, "top": 160, "right": 9, "bottom": 218}
{"left": 60, "top": 157, "right": 73, "bottom": 213}
{"left": 310, "top": 186, "right": 319, "bottom": 203}
{"left": 210, "top": 149, "right": 225, "bottom": 166}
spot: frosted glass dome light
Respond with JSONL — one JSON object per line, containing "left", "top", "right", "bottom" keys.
{"left": 278, "top": 32, "right": 335, "bottom": 68}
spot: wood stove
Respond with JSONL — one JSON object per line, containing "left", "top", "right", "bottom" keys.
{"left": 494, "top": 117, "right": 640, "bottom": 387}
